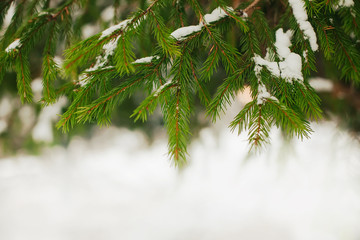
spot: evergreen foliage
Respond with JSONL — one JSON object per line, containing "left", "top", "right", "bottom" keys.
{"left": 1, "top": 0, "right": 360, "bottom": 166}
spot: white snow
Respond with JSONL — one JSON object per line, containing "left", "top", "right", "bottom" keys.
{"left": 81, "top": 36, "right": 120, "bottom": 78}
{"left": 85, "top": 66, "right": 114, "bottom": 72}
{"left": 170, "top": 6, "right": 234, "bottom": 41}
{"left": 0, "top": 112, "right": 360, "bottom": 240}
{"left": 37, "top": 11, "right": 50, "bottom": 17}
{"left": 100, "top": 19, "right": 132, "bottom": 39}
{"left": 288, "top": 0, "right": 318, "bottom": 51}
{"left": 102, "top": 36, "right": 120, "bottom": 56}
{"left": 253, "top": 54, "right": 281, "bottom": 77}
{"left": 133, "top": 55, "right": 159, "bottom": 64}
{"left": 253, "top": 29, "right": 303, "bottom": 104}
{"left": 257, "top": 83, "right": 278, "bottom": 105}
{"left": 170, "top": 25, "right": 203, "bottom": 41}
{"left": 153, "top": 81, "right": 173, "bottom": 97}
{"left": 53, "top": 56, "right": 63, "bottom": 66}
{"left": 303, "top": 49, "right": 308, "bottom": 61}
{"left": 275, "top": 29, "right": 293, "bottom": 60}
{"left": 99, "top": 15, "right": 146, "bottom": 39}
{"left": 278, "top": 53, "right": 303, "bottom": 80}
{"left": 88, "top": 57, "right": 106, "bottom": 72}
{"left": 77, "top": 74, "right": 88, "bottom": 87}
{"left": 253, "top": 29, "right": 303, "bottom": 83}
{"left": 5, "top": 39, "right": 21, "bottom": 53}
{"left": 85, "top": 14, "right": 147, "bottom": 75}
{"left": 203, "top": 6, "right": 234, "bottom": 24}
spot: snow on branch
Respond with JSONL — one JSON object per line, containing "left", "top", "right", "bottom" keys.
{"left": 5, "top": 39, "right": 21, "bottom": 53}
{"left": 257, "top": 83, "right": 278, "bottom": 105}
{"left": 133, "top": 56, "right": 160, "bottom": 64}
{"left": 254, "top": 28, "right": 306, "bottom": 105}
{"left": 100, "top": 19, "right": 132, "bottom": 39}
{"left": 288, "top": 0, "right": 318, "bottom": 51}
{"left": 78, "top": 15, "right": 148, "bottom": 85}
{"left": 253, "top": 28, "right": 303, "bottom": 83}
{"left": 203, "top": 7, "right": 233, "bottom": 24}
{"left": 171, "top": 25, "right": 203, "bottom": 41}
{"left": 170, "top": 6, "right": 235, "bottom": 41}
{"left": 100, "top": 16, "right": 146, "bottom": 39}
{"left": 153, "top": 81, "right": 174, "bottom": 97}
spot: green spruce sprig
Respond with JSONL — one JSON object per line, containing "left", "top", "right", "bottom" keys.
{"left": 1, "top": 0, "right": 360, "bottom": 166}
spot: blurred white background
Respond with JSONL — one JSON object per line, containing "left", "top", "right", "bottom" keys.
{"left": 1, "top": 114, "right": 360, "bottom": 240}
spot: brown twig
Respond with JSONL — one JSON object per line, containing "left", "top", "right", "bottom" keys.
{"left": 244, "top": 0, "right": 261, "bottom": 13}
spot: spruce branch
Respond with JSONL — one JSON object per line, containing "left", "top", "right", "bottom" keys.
{"left": 207, "top": 64, "right": 251, "bottom": 121}
{"left": 190, "top": 59, "right": 210, "bottom": 105}
{"left": 76, "top": 75, "right": 145, "bottom": 125}
{"left": 132, "top": 82, "right": 177, "bottom": 122}
{"left": 64, "top": 0, "right": 161, "bottom": 72}
{"left": 2, "top": 0, "right": 360, "bottom": 165}
{"left": 16, "top": 53, "right": 33, "bottom": 103}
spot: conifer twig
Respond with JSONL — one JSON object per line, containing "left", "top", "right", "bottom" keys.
{"left": 244, "top": 0, "right": 261, "bottom": 13}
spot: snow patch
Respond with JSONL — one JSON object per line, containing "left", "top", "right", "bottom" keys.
{"left": 78, "top": 74, "right": 88, "bottom": 87}
{"left": 275, "top": 29, "right": 293, "bottom": 59}
{"left": 253, "top": 28, "right": 304, "bottom": 105}
{"left": 253, "top": 29, "right": 303, "bottom": 83}
{"left": 37, "top": 11, "right": 51, "bottom": 17}
{"left": 279, "top": 53, "right": 303, "bottom": 81}
{"left": 170, "top": 6, "right": 234, "bottom": 41}
{"left": 288, "top": 0, "right": 318, "bottom": 51}
{"left": 2, "top": 118, "right": 360, "bottom": 240}
{"left": 80, "top": 36, "right": 120, "bottom": 84}
{"left": 203, "top": 6, "right": 234, "bottom": 24}
{"left": 102, "top": 36, "right": 119, "bottom": 56}
{"left": 171, "top": 25, "right": 203, "bottom": 41}
{"left": 5, "top": 39, "right": 21, "bottom": 53}
{"left": 82, "top": 15, "right": 146, "bottom": 78}
{"left": 153, "top": 81, "right": 173, "bottom": 97}
{"left": 253, "top": 55, "right": 281, "bottom": 77}
{"left": 257, "top": 83, "right": 278, "bottom": 105}
{"left": 100, "top": 19, "right": 132, "bottom": 39}
{"left": 133, "top": 55, "right": 159, "bottom": 64}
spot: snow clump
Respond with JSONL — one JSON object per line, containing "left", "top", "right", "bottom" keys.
{"left": 5, "top": 39, "right": 21, "bottom": 53}
{"left": 288, "top": 0, "right": 318, "bottom": 51}
{"left": 253, "top": 28, "right": 303, "bottom": 83}
{"left": 171, "top": 6, "right": 234, "bottom": 41}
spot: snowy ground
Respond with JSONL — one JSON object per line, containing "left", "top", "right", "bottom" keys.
{"left": 0, "top": 118, "right": 360, "bottom": 240}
